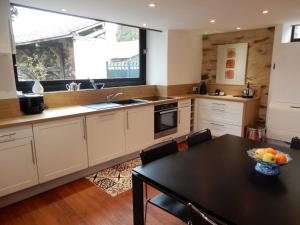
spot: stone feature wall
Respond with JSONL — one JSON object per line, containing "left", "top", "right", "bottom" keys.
{"left": 201, "top": 27, "right": 275, "bottom": 124}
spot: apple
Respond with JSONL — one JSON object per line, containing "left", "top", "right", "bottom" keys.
{"left": 265, "top": 148, "right": 277, "bottom": 155}
{"left": 275, "top": 153, "right": 287, "bottom": 164}
{"left": 255, "top": 148, "right": 266, "bottom": 160}
{"left": 262, "top": 153, "right": 276, "bottom": 163}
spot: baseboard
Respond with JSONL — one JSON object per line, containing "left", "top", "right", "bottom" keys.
{"left": 0, "top": 151, "right": 139, "bottom": 208}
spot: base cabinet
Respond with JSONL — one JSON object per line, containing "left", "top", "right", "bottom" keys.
{"left": 33, "top": 117, "right": 88, "bottom": 183}
{"left": 0, "top": 137, "right": 38, "bottom": 197}
{"left": 86, "top": 110, "right": 126, "bottom": 166}
{"left": 177, "top": 100, "right": 191, "bottom": 137}
{"left": 125, "top": 106, "right": 154, "bottom": 153}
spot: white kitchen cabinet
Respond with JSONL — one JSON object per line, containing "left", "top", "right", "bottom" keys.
{"left": 125, "top": 105, "right": 154, "bottom": 153}
{"left": 0, "top": 1, "right": 13, "bottom": 54}
{"left": 33, "top": 117, "right": 88, "bottom": 183}
{"left": 177, "top": 100, "right": 191, "bottom": 137}
{"left": 197, "top": 99, "right": 243, "bottom": 137}
{"left": 0, "top": 126, "right": 38, "bottom": 197}
{"left": 86, "top": 110, "right": 126, "bottom": 166}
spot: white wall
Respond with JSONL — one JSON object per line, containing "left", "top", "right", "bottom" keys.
{"left": 146, "top": 30, "right": 168, "bottom": 85}
{"left": 146, "top": 29, "right": 202, "bottom": 86}
{"left": 167, "top": 30, "right": 202, "bottom": 85}
{"left": 268, "top": 25, "right": 300, "bottom": 104}
{"left": 0, "top": 0, "right": 17, "bottom": 99}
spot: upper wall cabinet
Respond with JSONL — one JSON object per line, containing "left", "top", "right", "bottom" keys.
{"left": 0, "top": 1, "right": 13, "bottom": 54}
{"left": 33, "top": 117, "right": 88, "bottom": 183}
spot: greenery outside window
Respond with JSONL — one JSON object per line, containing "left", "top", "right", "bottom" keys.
{"left": 291, "top": 25, "right": 300, "bottom": 42}
{"left": 11, "top": 4, "right": 146, "bottom": 92}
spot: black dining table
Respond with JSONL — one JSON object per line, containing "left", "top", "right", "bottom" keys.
{"left": 132, "top": 134, "right": 300, "bottom": 225}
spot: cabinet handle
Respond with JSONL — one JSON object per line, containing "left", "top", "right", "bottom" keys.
{"left": 83, "top": 118, "right": 87, "bottom": 140}
{"left": 127, "top": 111, "right": 129, "bottom": 129}
{"left": 211, "top": 103, "right": 225, "bottom": 106}
{"left": 210, "top": 122, "right": 225, "bottom": 127}
{"left": 30, "top": 140, "right": 35, "bottom": 165}
{"left": 212, "top": 108, "right": 225, "bottom": 112}
{"left": 98, "top": 113, "right": 115, "bottom": 118}
{"left": 0, "top": 138, "right": 16, "bottom": 143}
{"left": 290, "top": 106, "right": 300, "bottom": 109}
{"left": 0, "top": 132, "right": 16, "bottom": 138}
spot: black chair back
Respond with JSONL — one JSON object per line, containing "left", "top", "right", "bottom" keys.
{"left": 187, "top": 129, "right": 212, "bottom": 147}
{"left": 187, "top": 203, "right": 225, "bottom": 225}
{"left": 291, "top": 137, "right": 300, "bottom": 150}
{"left": 140, "top": 141, "right": 178, "bottom": 165}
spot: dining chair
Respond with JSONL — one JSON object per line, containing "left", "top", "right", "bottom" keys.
{"left": 291, "top": 137, "right": 300, "bottom": 150}
{"left": 187, "top": 203, "right": 225, "bottom": 225}
{"left": 187, "top": 129, "right": 212, "bottom": 147}
{"left": 140, "top": 140, "right": 189, "bottom": 224}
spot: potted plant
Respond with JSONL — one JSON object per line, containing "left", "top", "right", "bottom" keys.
{"left": 17, "top": 54, "right": 48, "bottom": 94}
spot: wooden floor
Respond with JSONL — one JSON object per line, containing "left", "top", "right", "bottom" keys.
{"left": 0, "top": 179, "right": 185, "bottom": 225}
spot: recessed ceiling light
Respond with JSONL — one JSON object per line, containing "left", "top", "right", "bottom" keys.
{"left": 61, "top": 9, "right": 67, "bottom": 12}
{"left": 262, "top": 10, "right": 269, "bottom": 14}
{"left": 236, "top": 27, "right": 241, "bottom": 30}
{"left": 142, "top": 23, "right": 147, "bottom": 27}
{"left": 149, "top": 3, "right": 156, "bottom": 8}
{"left": 210, "top": 19, "right": 215, "bottom": 23}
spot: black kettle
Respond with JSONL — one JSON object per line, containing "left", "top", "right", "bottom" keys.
{"left": 242, "top": 82, "right": 254, "bottom": 98}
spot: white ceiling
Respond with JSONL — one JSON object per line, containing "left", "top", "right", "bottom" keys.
{"left": 11, "top": 0, "right": 300, "bottom": 33}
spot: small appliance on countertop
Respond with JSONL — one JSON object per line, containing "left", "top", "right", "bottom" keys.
{"left": 198, "top": 81, "right": 207, "bottom": 95}
{"left": 242, "top": 82, "right": 254, "bottom": 98}
{"left": 19, "top": 93, "right": 45, "bottom": 115}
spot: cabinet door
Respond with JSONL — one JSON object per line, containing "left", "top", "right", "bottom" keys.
{"left": 177, "top": 106, "right": 191, "bottom": 137}
{"left": 86, "top": 110, "right": 125, "bottom": 166}
{"left": 125, "top": 106, "right": 154, "bottom": 153}
{"left": 0, "top": 137, "right": 38, "bottom": 197}
{"left": 33, "top": 117, "right": 88, "bottom": 183}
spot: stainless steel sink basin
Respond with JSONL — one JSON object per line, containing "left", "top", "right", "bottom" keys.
{"left": 82, "top": 99, "right": 149, "bottom": 110}
{"left": 82, "top": 102, "right": 121, "bottom": 110}
{"left": 112, "top": 99, "right": 148, "bottom": 105}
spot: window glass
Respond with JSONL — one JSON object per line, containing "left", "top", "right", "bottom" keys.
{"left": 11, "top": 5, "right": 141, "bottom": 82}
{"left": 293, "top": 25, "right": 300, "bottom": 40}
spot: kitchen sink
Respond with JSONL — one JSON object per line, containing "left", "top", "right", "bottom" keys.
{"left": 82, "top": 102, "right": 121, "bottom": 110}
{"left": 82, "top": 99, "right": 149, "bottom": 110}
{"left": 112, "top": 99, "right": 149, "bottom": 105}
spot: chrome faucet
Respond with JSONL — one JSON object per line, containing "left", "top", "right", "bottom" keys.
{"left": 106, "top": 92, "right": 123, "bottom": 102}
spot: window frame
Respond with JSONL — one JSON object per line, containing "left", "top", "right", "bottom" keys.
{"left": 11, "top": 4, "right": 147, "bottom": 92}
{"left": 291, "top": 25, "right": 300, "bottom": 42}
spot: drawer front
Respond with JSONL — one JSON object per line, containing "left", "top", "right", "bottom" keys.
{"left": 198, "top": 108, "right": 243, "bottom": 126}
{"left": 198, "top": 119, "right": 242, "bottom": 137}
{"left": 197, "top": 99, "right": 243, "bottom": 113}
{"left": 178, "top": 99, "right": 191, "bottom": 108}
{"left": 197, "top": 99, "right": 243, "bottom": 126}
{"left": 0, "top": 125, "right": 33, "bottom": 143}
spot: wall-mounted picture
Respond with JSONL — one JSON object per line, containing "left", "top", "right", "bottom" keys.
{"left": 216, "top": 43, "right": 248, "bottom": 85}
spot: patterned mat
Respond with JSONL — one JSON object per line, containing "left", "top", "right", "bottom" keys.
{"left": 86, "top": 158, "right": 141, "bottom": 197}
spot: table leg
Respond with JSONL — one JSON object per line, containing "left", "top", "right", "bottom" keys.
{"left": 132, "top": 171, "right": 144, "bottom": 225}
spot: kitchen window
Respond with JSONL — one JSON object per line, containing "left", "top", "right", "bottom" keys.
{"left": 291, "top": 25, "right": 300, "bottom": 42}
{"left": 11, "top": 5, "right": 146, "bottom": 92}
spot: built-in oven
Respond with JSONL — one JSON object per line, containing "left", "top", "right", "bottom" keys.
{"left": 154, "top": 102, "right": 178, "bottom": 139}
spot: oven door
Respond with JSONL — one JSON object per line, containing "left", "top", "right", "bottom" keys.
{"left": 154, "top": 109, "right": 178, "bottom": 139}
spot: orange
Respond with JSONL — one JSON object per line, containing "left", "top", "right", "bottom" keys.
{"left": 275, "top": 153, "right": 287, "bottom": 164}
{"left": 265, "top": 148, "right": 277, "bottom": 155}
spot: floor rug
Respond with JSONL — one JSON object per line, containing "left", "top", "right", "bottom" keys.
{"left": 86, "top": 158, "right": 141, "bottom": 197}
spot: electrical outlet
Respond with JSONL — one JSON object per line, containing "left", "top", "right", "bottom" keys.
{"left": 192, "top": 86, "right": 198, "bottom": 92}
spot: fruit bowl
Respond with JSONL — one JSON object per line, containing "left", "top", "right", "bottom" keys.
{"left": 247, "top": 148, "right": 292, "bottom": 176}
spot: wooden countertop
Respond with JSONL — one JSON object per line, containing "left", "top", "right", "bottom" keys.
{"left": 0, "top": 95, "right": 258, "bottom": 129}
